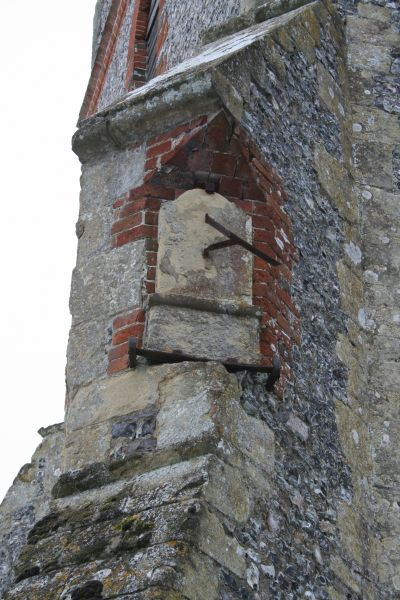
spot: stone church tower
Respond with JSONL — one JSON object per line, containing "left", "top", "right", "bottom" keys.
{"left": 1, "top": 0, "right": 399, "bottom": 598}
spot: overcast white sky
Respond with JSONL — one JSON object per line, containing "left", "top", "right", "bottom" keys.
{"left": 0, "top": 1, "right": 98, "bottom": 500}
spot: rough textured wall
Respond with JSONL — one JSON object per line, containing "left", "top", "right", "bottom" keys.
{"left": 97, "top": 0, "right": 136, "bottom": 111}
{"left": 1, "top": 0, "right": 399, "bottom": 599}
{"left": 90, "top": 0, "right": 257, "bottom": 115}
{"left": 162, "top": 0, "right": 244, "bottom": 69}
{"left": 92, "top": 0, "right": 113, "bottom": 66}
{"left": 345, "top": 1, "right": 400, "bottom": 595}
{"left": 0, "top": 425, "right": 64, "bottom": 598}
{"left": 3, "top": 3, "right": 358, "bottom": 598}
{"left": 67, "top": 143, "right": 146, "bottom": 398}
{"left": 216, "top": 3, "right": 360, "bottom": 597}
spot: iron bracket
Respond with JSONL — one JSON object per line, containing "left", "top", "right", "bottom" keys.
{"left": 128, "top": 337, "right": 280, "bottom": 391}
{"left": 203, "top": 214, "right": 281, "bottom": 267}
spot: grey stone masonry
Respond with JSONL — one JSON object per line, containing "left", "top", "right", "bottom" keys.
{"left": 346, "top": 1, "right": 400, "bottom": 596}
{"left": 1, "top": 1, "right": 399, "bottom": 599}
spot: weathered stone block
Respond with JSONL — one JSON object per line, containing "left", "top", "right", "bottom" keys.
{"left": 347, "top": 15, "right": 399, "bottom": 48}
{"left": 63, "top": 422, "right": 111, "bottom": 471}
{"left": 0, "top": 425, "right": 65, "bottom": 598}
{"left": 336, "top": 332, "right": 366, "bottom": 403}
{"left": 337, "top": 260, "right": 363, "bottom": 321}
{"left": 198, "top": 508, "right": 246, "bottom": 577}
{"left": 156, "top": 363, "right": 232, "bottom": 451}
{"left": 315, "top": 144, "right": 358, "bottom": 223}
{"left": 66, "top": 368, "right": 163, "bottom": 433}
{"left": 70, "top": 240, "right": 145, "bottom": 324}
{"left": 353, "top": 141, "right": 394, "bottom": 189}
{"left": 78, "top": 146, "right": 146, "bottom": 215}
{"left": 348, "top": 42, "right": 392, "bottom": 74}
{"left": 66, "top": 318, "right": 109, "bottom": 393}
{"left": 335, "top": 400, "right": 372, "bottom": 477}
{"left": 318, "top": 63, "right": 346, "bottom": 123}
{"left": 336, "top": 502, "right": 364, "bottom": 566}
{"left": 330, "top": 555, "right": 361, "bottom": 595}
{"left": 76, "top": 145, "right": 146, "bottom": 265}
{"left": 357, "top": 3, "right": 392, "bottom": 24}
{"left": 156, "top": 188, "right": 253, "bottom": 303}
{"left": 145, "top": 304, "right": 261, "bottom": 362}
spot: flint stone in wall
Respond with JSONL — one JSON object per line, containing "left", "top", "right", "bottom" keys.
{"left": 156, "top": 189, "right": 253, "bottom": 303}
{"left": 70, "top": 239, "right": 145, "bottom": 325}
{"left": 92, "top": 0, "right": 112, "bottom": 65}
{"left": 97, "top": 0, "right": 136, "bottom": 112}
{"left": 162, "top": 0, "right": 243, "bottom": 69}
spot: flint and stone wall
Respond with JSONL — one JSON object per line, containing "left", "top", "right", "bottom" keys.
{"left": 1, "top": 0, "right": 399, "bottom": 599}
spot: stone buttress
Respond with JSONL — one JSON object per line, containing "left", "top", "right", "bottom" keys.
{"left": 0, "top": 0, "right": 399, "bottom": 599}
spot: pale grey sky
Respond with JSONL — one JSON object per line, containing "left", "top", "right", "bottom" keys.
{"left": 0, "top": 1, "right": 98, "bottom": 500}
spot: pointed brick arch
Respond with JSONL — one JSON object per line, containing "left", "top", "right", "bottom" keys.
{"left": 108, "top": 111, "right": 299, "bottom": 393}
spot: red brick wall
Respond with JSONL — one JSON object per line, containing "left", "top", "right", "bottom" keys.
{"left": 125, "top": 0, "right": 151, "bottom": 89}
{"left": 108, "top": 111, "right": 300, "bottom": 389}
{"left": 126, "top": 0, "right": 168, "bottom": 90}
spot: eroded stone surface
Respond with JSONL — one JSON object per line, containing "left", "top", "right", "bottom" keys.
{"left": 156, "top": 189, "right": 253, "bottom": 302}
{"left": 3, "top": 1, "right": 400, "bottom": 599}
{"left": 145, "top": 304, "right": 261, "bottom": 363}
{"left": 0, "top": 425, "right": 64, "bottom": 598}
{"left": 70, "top": 240, "right": 145, "bottom": 325}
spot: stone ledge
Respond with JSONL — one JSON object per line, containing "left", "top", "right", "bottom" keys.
{"left": 72, "top": 2, "right": 316, "bottom": 162}
{"left": 38, "top": 422, "right": 64, "bottom": 438}
{"left": 148, "top": 293, "right": 261, "bottom": 319}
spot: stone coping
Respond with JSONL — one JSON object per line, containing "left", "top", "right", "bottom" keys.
{"left": 72, "top": 1, "right": 315, "bottom": 162}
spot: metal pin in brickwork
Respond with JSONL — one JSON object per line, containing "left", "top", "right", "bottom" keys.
{"left": 128, "top": 338, "right": 281, "bottom": 392}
